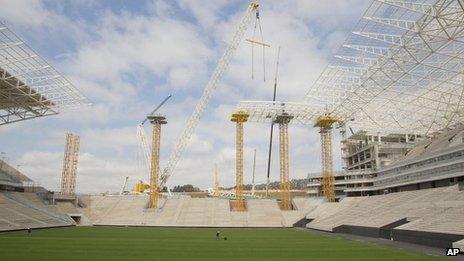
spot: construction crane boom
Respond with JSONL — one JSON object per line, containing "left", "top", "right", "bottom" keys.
{"left": 136, "top": 125, "right": 151, "bottom": 176}
{"left": 159, "top": 2, "right": 260, "bottom": 188}
{"left": 119, "top": 176, "right": 129, "bottom": 195}
{"left": 141, "top": 94, "right": 172, "bottom": 126}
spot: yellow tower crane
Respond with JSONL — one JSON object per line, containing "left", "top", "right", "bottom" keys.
{"left": 314, "top": 114, "right": 337, "bottom": 202}
{"left": 231, "top": 111, "right": 249, "bottom": 211}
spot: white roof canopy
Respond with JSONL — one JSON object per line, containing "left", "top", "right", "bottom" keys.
{"left": 0, "top": 21, "right": 89, "bottom": 125}
{"left": 237, "top": 0, "right": 464, "bottom": 136}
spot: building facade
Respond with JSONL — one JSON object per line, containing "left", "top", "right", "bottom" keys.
{"left": 307, "top": 125, "right": 464, "bottom": 200}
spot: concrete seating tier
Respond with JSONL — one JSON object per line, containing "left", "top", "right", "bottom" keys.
{"left": 304, "top": 185, "right": 464, "bottom": 235}
{"left": 86, "top": 196, "right": 322, "bottom": 227}
{"left": 0, "top": 192, "right": 75, "bottom": 231}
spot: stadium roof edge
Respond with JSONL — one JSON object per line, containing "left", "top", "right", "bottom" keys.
{"left": 0, "top": 21, "right": 90, "bottom": 126}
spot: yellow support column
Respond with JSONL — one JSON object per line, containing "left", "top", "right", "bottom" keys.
{"left": 315, "top": 114, "right": 337, "bottom": 202}
{"left": 148, "top": 115, "right": 167, "bottom": 208}
{"left": 231, "top": 111, "right": 249, "bottom": 211}
{"left": 274, "top": 113, "right": 293, "bottom": 210}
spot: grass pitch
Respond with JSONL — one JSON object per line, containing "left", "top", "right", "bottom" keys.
{"left": 0, "top": 227, "right": 442, "bottom": 260}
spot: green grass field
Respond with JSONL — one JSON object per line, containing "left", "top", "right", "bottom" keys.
{"left": 0, "top": 227, "right": 442, "bottom": 260}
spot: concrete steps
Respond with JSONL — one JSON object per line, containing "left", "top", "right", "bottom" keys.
{"left": 0, "top": 192, "right": 75, "bottom": 231}
{"left": 87, "top": 196, "right": 321, "bottom": 227}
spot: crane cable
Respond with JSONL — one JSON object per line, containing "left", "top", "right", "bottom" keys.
{"left": 251, "top": 9, "right": 266, "bottom": 82}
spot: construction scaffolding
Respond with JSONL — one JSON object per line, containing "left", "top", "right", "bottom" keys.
{"left": 60, "top": 133, "right": 80, "bottom": 195}
{"left": 315, "top": 114, "right": 337, "bottom": 202}
{"left": 274, "top": 113, "right": 293, "bottom": 209}
{"left": 148, "top": 115, "right": 167, "bottom": 209}
{"left": 231, "top": 111, "right": 249, "bottom": 211}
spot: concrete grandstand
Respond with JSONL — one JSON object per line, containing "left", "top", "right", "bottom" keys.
{"left": 0, "top": 160, "right": 75, "bottom": 231}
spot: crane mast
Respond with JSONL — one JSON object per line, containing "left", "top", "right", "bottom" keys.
{"left": 136, "top": 95, "right": 172, "bottom": 180}
{"left": 136, "top": 125, "right": 151, "bottom": 178}
{"left": 159, "top": 2, "right": 260, "bottom": 188}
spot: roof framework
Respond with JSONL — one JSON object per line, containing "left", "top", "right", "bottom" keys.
{"left": 237, "top": 0, "right": 464, "bottom": 135}
{"left": 0, "top": 22, "right": 88, "bottom": 125}
{"left": 237, "top": 100, "right": 322, "bottom": 125}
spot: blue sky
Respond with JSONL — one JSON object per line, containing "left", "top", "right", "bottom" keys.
{"left": 0, "top": 0, "right": 369, "bottom": 193}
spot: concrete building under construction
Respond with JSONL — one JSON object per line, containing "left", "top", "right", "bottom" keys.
{"left": 307, "top": 130, "right": 420, "bottom": 199}
{"left": 341, "top": 131, "right": 420, "bottom": 172}
{"left": 308, "top": 125, "right": 464, "bottom": 199}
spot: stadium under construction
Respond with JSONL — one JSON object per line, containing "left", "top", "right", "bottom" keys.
{"left": 1, "top": 0, "right": 464, "bottom": 259}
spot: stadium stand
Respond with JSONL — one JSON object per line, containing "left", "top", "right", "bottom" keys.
{"left": 0, "top": 192, "right": 75, "bottom": 231}
{"left": 247, "top": 199, "right": 284, "bottom": 227}
{"left": 0, "top": 159, "right": 33, "bottom": 191}
{"left": 360, "top": 124, "right": 464, "bottom": 194}
{"left": 86, "top": 195, "right": 321, "bottom": 227}
{"left": 454, "top": 239, "right": 464, "bottom": 252}
{"left": 305, "top": 184, "right": 464, "bottom": 247}
{"left": 47, "top": 202, "right": 91, "bottom": 225}
{"left": 0, "top": 160, "right": 76, "bottom": 231}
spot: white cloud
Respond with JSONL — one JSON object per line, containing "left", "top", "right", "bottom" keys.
{"left": 17, "top": 151, "right": 141, "bottom": 194}
{"left": 68, "top": 12, "right": 212, "bottom": 89}
{"left": 177, "top": 0, "right": 236, "bottom": 28}
{"left": 2, "top": 0, "right": 366, "bottom": 193}
{"left": 0, "top": 0, "right": 49, "bottom": 26}
{"left": 80, "top": 127, "right": 138, "bottom": 152}
{"left": 16, "top": 151, "right": 62, "bottom": 190}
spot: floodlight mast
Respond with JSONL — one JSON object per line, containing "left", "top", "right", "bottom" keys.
{"left": 159, "top": 1, "right": 260, "bottom": 188}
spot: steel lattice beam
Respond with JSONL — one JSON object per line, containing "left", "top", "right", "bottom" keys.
{"left": 0, "top": 21, "right": 89, "bottom": 126}
{"left": 303, "top": 0, "right": 464, "bottom": 135}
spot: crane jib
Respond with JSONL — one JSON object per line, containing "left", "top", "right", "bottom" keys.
{"left": 159, "top": 2, "right": 260, "bottom": 188}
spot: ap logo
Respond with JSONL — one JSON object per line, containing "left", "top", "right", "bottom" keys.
{"left": 446, "top": 248, "right": 460, "bottom": 256}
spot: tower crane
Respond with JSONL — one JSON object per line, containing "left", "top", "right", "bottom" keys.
{"left": 136, "top": 95, "right": 172, "bottom": 181}
{"left": 159, "top": 1, "right": 260, "bottom": 188}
